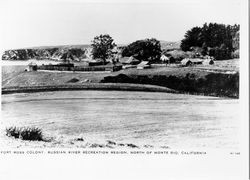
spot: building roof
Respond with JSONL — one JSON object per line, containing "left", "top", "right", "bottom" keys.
{"left": 160, "top": 54, "right": 169, "bottom": 60}
{"left": 119, "top": 56, "right": 140, "bottom": 64}
{"left": 119, "top": 57, "right": 130, "bottom": 63}
{"left": 89, "top": 58, "right": 103, "bottom": 63}
{"left": 181, "top": 58, "right": 192, "bottom": 64}
{"left": 137, "top": 61, "right": 150, "bottom": 67}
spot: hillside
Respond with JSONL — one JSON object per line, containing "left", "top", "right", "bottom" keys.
{"left": 2, "top": 41, "right": 180, "bottom": 62}
{"left": 2, "top": 45, "right": 92, "bottom": 62}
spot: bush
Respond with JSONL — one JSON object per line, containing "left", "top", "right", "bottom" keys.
{"left": 101, "top": 74, "right": 134, "bottom": 83}
{"left": 231, "top": 49, "right": 239, "bottom": 59}
{"left": 6, "top": 126, "right": 44, "bottom": 141}
{"left": 67, "top": 78, "right": 79, "bottom": 83}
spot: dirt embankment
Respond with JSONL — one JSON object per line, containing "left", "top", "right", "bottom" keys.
{"left": 2, "top": 83, "right": 177, "bottom": 94}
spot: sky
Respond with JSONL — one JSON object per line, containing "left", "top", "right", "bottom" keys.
{"left": 0, "top": 0, "right": 242, "bottom": 50}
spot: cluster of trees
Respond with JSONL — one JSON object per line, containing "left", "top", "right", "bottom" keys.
{"left": 180, "top": 23, "right": 240, "bottom": 60}
{"left": 121, "top": 38, "right": 162, "bottom": 62}
{"left": 91, "top": 35, "right": 162, "bottom": 63}
{"left": 91, "top": 23, "right": 239, "bottom": 63}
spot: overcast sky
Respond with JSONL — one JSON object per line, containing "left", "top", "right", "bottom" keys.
{"left": 1, "top": 0, "right": 241, "bottom": 50}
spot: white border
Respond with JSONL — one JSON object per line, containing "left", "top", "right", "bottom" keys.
{"left": 0, "top": 0, "right": 248, "bottom": 180}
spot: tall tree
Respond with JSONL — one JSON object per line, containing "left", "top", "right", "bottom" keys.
{"left": 180, "top": 26, "right": 203, "bottom": 51}
{"left": 91, "top": 34, "right": 116, "bottom": 63}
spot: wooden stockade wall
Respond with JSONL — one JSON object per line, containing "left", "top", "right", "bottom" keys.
{"left": 37, "top": 64, "right": 122, "bottom": 72}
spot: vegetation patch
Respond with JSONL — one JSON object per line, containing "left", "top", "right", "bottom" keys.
{"left": 6, "top": 126, "right": 45, "bottom": 141}
{"left": 101, "top": 72, "right": 239, "bottom": 98}
{"left": 121, "top": 38, "right": 162, "bottom": 62}
{"left": 67, "top": 78, "right": 79, "bottom": 83}
{"left": 180, "top": 23, "right": 239, "bottom": 60}
{"left": 126, "top": 143, "right": 139, "bottom": 148}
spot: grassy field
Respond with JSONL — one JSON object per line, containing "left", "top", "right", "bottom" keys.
{"left": 2, "top": 65, "right": 210, "bottom": 87}
{"left": 2, "top": 65, "right": 110, "bottom": 87}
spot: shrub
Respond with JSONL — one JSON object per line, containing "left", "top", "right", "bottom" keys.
{"left": 231, "top": 49, "right": 239, "bottom": 59}
{"left": 101, "top": 74, "right": 134, "bottom": 83}
{"left": 6, "top": 127, "right": 20, "bottom": 138}
{"left": 67, "top": 78, "right": 79, "bottom": 83}
{"left": 6, "top": 126, "right": 44, "bottom": 141}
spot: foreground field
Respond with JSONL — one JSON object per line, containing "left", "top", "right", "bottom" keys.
{"left": 1, "top": 91, "right": 239, "bottom": 149}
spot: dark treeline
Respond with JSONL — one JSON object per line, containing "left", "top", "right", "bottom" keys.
{"left": 180, "top": 23, "right": 240, "bottom": 60}
{"left": 101, "top": 73, "right": 239, "bottom": 98}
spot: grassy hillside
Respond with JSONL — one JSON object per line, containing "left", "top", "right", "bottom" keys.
{"left": 2, "top": 65, "right": 211, "bottom": 88}
{"left": 2, "top": 60, "right": 239, "bottom": 98}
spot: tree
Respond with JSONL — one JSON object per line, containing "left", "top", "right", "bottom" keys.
{"left": 121, "top": 38, "right": 161, "bottom": 62}
{"left": 180, "top": 23, "right": 240, "bottom": 60}
{"left": 91, "top": 34, "right": 116, "bottom": 63}
{"left": 180, "top": 26, "right": 203, "bottom": 51}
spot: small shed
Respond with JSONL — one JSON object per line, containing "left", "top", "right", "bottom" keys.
{"left": 137, "top": 61, "right": 150, "bottom": 69}
{"left": 26, "top": 62, "right": 37, "bottom": 71}
{"left": 181, "top": 58, "right": 192, "bottom": 66}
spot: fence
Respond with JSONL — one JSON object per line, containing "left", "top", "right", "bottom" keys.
{"left": 37, "top": 64, "right": 122, "bottom": 72}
